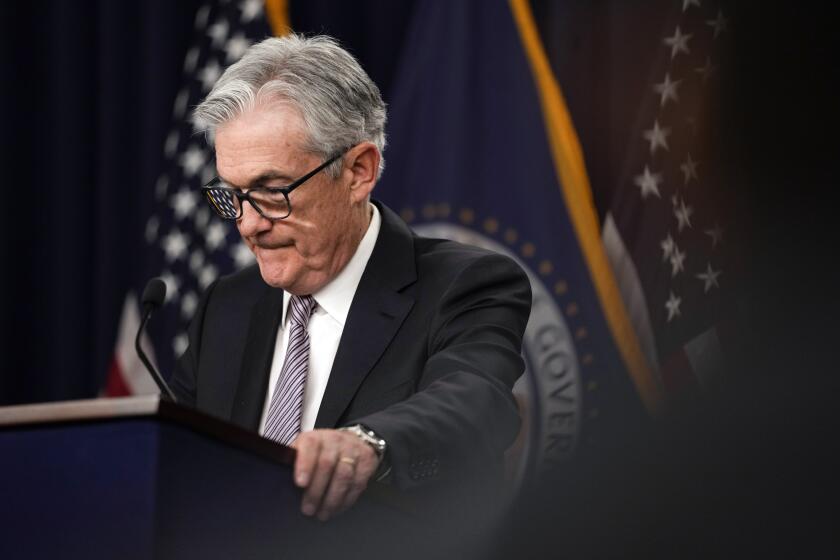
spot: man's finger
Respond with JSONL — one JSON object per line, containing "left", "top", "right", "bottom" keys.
{"left": 316, "top": 454, "right": 358, "bottom": 520}
{"left": 292, "top": 433, "right": 321, "bottom": 488}
{"left": 348, "top": 453, "right": 380, "bottom": 506}
{"left": 301, "top": 442, "right": 339, "bottom": 516}
{"left": 333, "top": 443, "right": 380, "bottom": 516}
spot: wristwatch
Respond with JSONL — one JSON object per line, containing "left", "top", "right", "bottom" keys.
{"left": 340, "top": 424, "right": 387, "bottom": 462}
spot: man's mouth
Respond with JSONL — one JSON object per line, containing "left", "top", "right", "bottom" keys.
{"left": 253, "top": 241, "right": 294, "bottom": 251}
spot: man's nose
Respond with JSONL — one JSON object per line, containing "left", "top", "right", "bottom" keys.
{"left": 237, "top": 200, "right": 272, "bottom": 236}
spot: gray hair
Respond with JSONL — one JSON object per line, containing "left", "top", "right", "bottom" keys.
{"left": 193, "top": 34, "right": 387, "bottom": 179}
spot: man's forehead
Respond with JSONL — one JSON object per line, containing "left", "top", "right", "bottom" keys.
{"left": 214, "top": 103, "right": 311, "bottom": 181}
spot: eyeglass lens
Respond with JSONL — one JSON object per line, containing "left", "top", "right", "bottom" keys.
{"left": 204, "top": 187, "right": 291, "bottom": 220}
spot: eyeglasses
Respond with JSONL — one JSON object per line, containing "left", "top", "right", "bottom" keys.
{"left": 201, "top": 150, "right": 345, "bottom": 221}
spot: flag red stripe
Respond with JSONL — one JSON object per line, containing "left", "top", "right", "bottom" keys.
{"left": 103, "top": 356, "right": 132, "bottom": 397}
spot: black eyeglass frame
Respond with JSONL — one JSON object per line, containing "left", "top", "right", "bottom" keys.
{"left": 201, "top": 149, "right": 345, "bottom": 221}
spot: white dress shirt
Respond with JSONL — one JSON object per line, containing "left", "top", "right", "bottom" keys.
{"left": 258, "top": 204, "right": 382, "bottom": 435}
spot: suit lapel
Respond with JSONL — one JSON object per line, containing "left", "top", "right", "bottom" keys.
{"left": 315, "top": 202, "right": 417, "bottom": 428}
{"left": 230, "top": 285, "right": 284, "bottom": 431}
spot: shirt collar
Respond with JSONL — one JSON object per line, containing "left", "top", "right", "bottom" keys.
{"left": 281, "top": 203, "right": 381, "bottom": 327}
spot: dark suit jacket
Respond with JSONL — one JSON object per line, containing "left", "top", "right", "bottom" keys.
{"left": 171, "top": 201, "right": 531, "bottom": 490}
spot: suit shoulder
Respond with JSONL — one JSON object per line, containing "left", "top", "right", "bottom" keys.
{"left": 413, "top": 235, "right": 527, "bottom": 279}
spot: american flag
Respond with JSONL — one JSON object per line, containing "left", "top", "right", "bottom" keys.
{"left": 600, "top": 0, "right": 737, "bottom": 395}
{"left": 104, "top": 0, "right": 277, "bottom": 396}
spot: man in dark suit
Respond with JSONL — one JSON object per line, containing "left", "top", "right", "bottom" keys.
{"left": 171, "top": 34, "right": 531, "bottom": 524}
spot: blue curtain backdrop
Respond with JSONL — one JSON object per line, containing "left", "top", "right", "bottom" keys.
{"left": 0, "top": 1, "right": 203, "bottom": 402}
{"left": 0, "top": 0, "right": 833, "bottom": 419}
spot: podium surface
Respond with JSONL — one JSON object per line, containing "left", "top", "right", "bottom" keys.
{"left": 0, "top": 396, "right": 388, "bottom": 559}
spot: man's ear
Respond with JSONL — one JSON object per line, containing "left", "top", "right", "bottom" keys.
{"left": 344, "top": 142, "right": 380, "bottom": 203}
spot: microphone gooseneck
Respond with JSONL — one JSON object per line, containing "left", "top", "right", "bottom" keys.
{"left": 136, "top": 278, "right": 178, "bottom": 402}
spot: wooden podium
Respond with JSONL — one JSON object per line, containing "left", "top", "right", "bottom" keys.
{"left": 0, "top": 396, "right": 411, "bottom": 559}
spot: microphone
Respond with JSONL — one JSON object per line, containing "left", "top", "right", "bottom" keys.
{"left": 135, "top": 278, "right": 178, "bottom": 402}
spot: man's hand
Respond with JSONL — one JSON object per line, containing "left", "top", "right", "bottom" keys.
{"left": 291, "top": 429, "right": 380, "bottom": 521}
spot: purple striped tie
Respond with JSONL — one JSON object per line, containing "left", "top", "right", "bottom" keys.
{"left": 264, "top": 294, "right": 316, "bottom": 445}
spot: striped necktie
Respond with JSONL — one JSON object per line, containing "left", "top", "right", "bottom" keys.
{"left": 264, "top": 294, "right": 316, "bottom": 445}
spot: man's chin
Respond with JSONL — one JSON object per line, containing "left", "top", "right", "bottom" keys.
{"left": 257, "top": 265, "right": 291, "bottom": 289}
{"left": 254, "top": 253, "right": 293, "bottom": 289}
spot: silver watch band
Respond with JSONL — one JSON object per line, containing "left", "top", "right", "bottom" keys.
{"left": 340, "top": 424, "right": 387, "bottom": 460}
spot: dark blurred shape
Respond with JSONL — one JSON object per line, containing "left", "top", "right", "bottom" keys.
{"left": 481, "top": 1, "right": 839, "bottom": 556}
{"left": 485, "top": 370, "right": 838, "bottom": 559}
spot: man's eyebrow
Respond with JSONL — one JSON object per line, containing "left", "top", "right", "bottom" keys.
{"left": 219, "top": 170, "right": 295, "bottom": 189}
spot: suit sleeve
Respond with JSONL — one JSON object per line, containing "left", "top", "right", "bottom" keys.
{"left": 357, "top": 253, "right": 532, "bottom": 490}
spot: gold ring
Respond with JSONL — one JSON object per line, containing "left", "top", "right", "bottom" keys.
{"left": 339, "top": 456, "right": 357, "bottom": 467}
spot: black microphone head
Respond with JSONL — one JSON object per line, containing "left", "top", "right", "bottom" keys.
{"left": 141, "top": 277, "right": 167, "bottom": 310}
